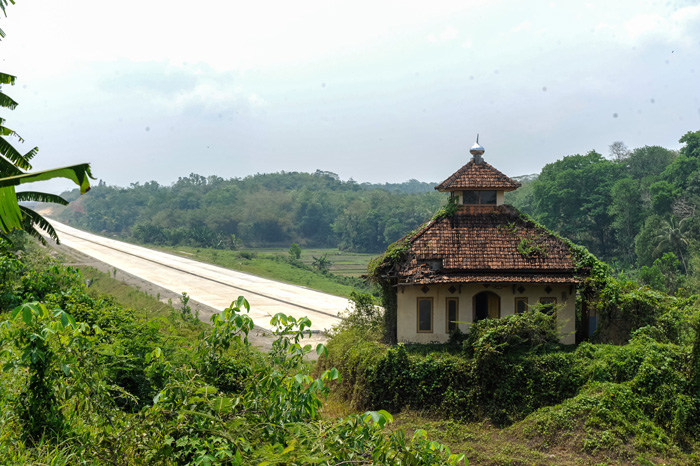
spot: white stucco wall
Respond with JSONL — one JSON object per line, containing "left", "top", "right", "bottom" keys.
{"left": 396, "top": 282, "right": 576, "bottom": 344}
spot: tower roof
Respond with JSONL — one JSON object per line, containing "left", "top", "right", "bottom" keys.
{"left": 435, "top": 159, "right": 521, "bottom": 192}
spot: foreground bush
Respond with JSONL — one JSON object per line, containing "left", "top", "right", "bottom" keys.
{"left": 319, "top": 307, "right": 700, "bottom": 459}
{"left": 0, "top": 244, "right": 465, "bottom": 464}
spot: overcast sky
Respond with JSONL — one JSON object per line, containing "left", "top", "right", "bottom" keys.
{"left": 2, "top": 0, "right": 699, "bottom": 192}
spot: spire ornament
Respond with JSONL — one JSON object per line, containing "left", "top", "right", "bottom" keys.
{"left": 470, "top": 134, "right": 485, "bottom": 163}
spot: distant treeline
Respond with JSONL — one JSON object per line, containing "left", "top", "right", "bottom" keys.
{"left": 55, "top": 129, "right": 700, "bottom": 294}
{"left": 506, "top": 129, "right": 700, "bottom": 294}
{"left": 56, "top": 170, "right": 444, "bottom": 253}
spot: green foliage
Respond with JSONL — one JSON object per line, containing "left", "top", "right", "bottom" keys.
{"left": 1, "top": 303, "right": 73, "bottom": 440}
{"left": 679, "top": 129, "right": 700, "bottom": 158}
{"left": 324, "top": 305, "right": 700, "bottom": 459}
{"left": 311, "top": 253, "right": 332, "bottom": 273}
{"left": 627, "top": 145, "right": 675, "bottom": 182}
{"left": 517, "top": 235, "right": 547, "bottom": 258}
{"left": 0, "top": 244, "right": 462, "bottom": 464}
{"left": 531, "top": 150, "right": 624, "bottom": 259}
{"left": 322, "top": 310, "right": 583, "bottom": 426}
{"left": 53, "top": 172, "right": 444, "bottom": 254}
{"left": 463, "top": 309, "right": 560, "bottom": 358}
{"left": 510, "top": 131, "right": 700, "bottom": 296}
{"left": 0, "top": 250, "right": 22, "bottom": 310}
{"left": 522, "top": 337, "right": 699, "bottom": 458}
{"left": 0, "top": 69, "right": 93, "bottom": 239}
{"left": 331, "top": 291, "right": 384, "bottom": 339}
{"left": 639, "top": 252, "right": 681, "bottom": 294}
{"left": 608, "top": 177, "right": 645, "bottom": 265}
{"left": 288, "top": 242, "right": 301, "bottom": 260}
{"left": 178, "top": 291, "right": 198, "bottom": 321}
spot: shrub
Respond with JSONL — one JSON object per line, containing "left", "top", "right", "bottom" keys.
{"left": 463, "top": 308, "right": 560, "bottom": 359}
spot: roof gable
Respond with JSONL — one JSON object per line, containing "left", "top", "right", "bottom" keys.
{"left": 435, "top": 160, "right": 521, "bottom": 191}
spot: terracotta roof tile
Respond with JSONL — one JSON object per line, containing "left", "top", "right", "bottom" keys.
{"left": 399, "top": 273, "right": 579, "bottom": 285}
{"left": 395, "top": 205, "right": 577, "bottom": 285}
{"left": 435, "top": 159, "right": 521, "bottom": 191}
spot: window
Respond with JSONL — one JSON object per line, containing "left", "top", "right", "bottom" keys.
{"left": 446, "top": 298, "right": 458, "bottom": 332}
{"left": 462, "top": 190, "right": 497, "bottom": 205}
{"left": 462, "top": 190, "right": 479, "bottom": 204}
{"left": 417, "top": 297, "right": 433, "bottom": 333}
{"left": 480, "top": 190, "right": 497, "bottom": 204}
{"left": 539, "top": 297, "right": 557, "bottom": 314}
{"left": 515, "top": 297, "right": 528, "bottom": 314}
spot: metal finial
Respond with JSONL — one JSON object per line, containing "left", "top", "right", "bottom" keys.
{"left": 470, "top": 134, "right": 485, "bottom": 158}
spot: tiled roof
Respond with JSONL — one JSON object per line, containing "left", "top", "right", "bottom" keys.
{"left": 395, "top": 205, "right": 578, "bottom": 285}
{"left": 398, "top": 272, "right": 579, "bottom": 285}
{"left": 435, "top": 159, "right": 521, "bottom": 191}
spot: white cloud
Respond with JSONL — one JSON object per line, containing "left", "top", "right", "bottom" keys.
{"left": 427, "top": 26, "right": 459, "bottom": 43}
{"left": 622, "top": 5, "right": 700, "bottom": 45}
{"left": 624, "top": 13, "right": 663, "bottom": 41}
{"left": 512, "top": 20, "right": 532, "bottom": 33}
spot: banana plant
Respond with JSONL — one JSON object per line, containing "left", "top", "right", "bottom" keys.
{"left": 0, "top": 71, "right": 93, "bottom": 240}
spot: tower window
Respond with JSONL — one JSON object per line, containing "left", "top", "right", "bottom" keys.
{"left": 462, "top": 190, "right": 497, "bottom": 205}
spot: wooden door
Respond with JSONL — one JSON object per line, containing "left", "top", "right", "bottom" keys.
{"left": 488, "top": 293, "right": 500, "bottom": 319}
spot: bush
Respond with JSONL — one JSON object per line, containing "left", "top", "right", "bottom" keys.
{"left": 331, "top": 291, "right": 383, "bottom": 338}
{"left": 463, "top": 308, "right": 560, "bottom": 358}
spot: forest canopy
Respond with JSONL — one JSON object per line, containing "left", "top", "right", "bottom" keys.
{"left": 54, "top": 170, "right": 444, "bottom": 253}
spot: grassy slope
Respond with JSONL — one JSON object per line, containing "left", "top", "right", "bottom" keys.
{"left": 154, "top": 245, "right": 375, "bottom": 298}
{"left": 322, "top": 393, "right": 696, "bottom": 466}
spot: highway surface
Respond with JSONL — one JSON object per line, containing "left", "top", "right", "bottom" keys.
{"left": 48, "top": 220, "right": 346, "bottom": 334}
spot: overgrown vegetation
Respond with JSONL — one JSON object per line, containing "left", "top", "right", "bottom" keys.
{"left": 0, "top": 235, "right": 464, "bottom": 465}
{"left": 320, "top": 288, "right": 700, "bottom": 464}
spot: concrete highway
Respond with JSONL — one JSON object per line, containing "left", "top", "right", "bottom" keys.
{"left": 48, "top": 220, "right": 346, "bottom": 334}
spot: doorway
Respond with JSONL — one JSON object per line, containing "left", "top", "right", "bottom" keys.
{"left": 473, "top": 291, "right": 500, "bottom": 322}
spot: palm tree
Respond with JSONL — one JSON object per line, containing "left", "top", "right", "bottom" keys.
{"left": 653, "top": 216, "right": 692, "bottom": 274}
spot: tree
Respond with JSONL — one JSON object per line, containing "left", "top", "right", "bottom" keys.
{"left": 608, "top": 178, "right": 645, "bottom": 265}
{"left": 0, "top": 0, "right": 12, "bottom": 37}
{"left": 288, "top": 242, "right": 301, "bottom": 260}
{"left": 679, "top": 129, "right": 700, "bottom": 158}
{"left": 649, "top": 180, "right": 678, "bottom": 215}
{"left": 532, "top": 151, "right": 624, "bottom": 259}
{"left": 639, "top": 252, "right": 681, "bottom": 294}
{"left": 627, "top": 145, "right": 675, "bottom": 182}
{"left": 609, "top": 140, "right": 631, "bottom": 161}
{"left": 634, "top": 212, "right": 693, "bottom": 274}
{"left": 312, "top": 253, "right": 332, "bottom": 273}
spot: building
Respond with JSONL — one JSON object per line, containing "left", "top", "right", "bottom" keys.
{"left": 376, "top": 140, "right": 583, "bottom": 344}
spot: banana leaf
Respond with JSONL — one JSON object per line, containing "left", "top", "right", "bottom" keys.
{"left": 0, "top": 163, "right": 93, "bottom": 233}
{"left": 0, "top": 163, "right": 93, "bottom": 193}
